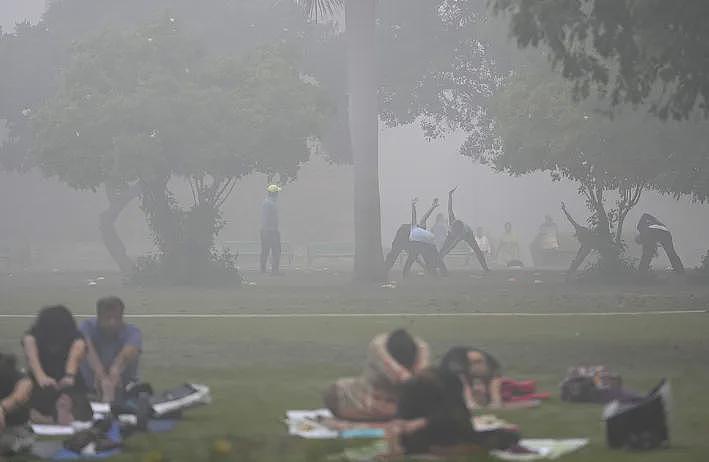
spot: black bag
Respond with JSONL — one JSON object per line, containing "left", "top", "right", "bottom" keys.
{"left": 604, "top": 379, "right": 670, "bottom": 451}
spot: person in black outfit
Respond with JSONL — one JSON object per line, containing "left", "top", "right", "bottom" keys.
{"left": 439, "top": 188, "right": 490, "bottom": 272}
{"left": 22, "top": 305, "right": 90, "bottom": 424}
{"left": 389, "top": 350, "right": 518, "bottom": 456}
{"left": 636, "top": 213, "right": 684, "bottom": 275}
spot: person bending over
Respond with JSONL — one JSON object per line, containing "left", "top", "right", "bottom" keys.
{"left": 80, "top": 296, "right": 142, "bottom": 403}
{"left": 323, "top": 329, "right": 429, "bottom": 421}
{"left": 636, "top": 213, "right": 684, "bottom": 275}
{"left": 384, "top": 199, "right": 446, "bottom": 277}
{"left": 561, "top": 202, "right": 616, "bottom": 278}
{"left": 22, "top": 305, "right": 90, "bottom": 424}
{"left": 439, "top": 188, "right": 490, "bottom": 272}
{"left": 404, "top": 198, "right": 448, "bottom": 278}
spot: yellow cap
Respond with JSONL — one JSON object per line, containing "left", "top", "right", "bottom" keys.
{"left": 266, "top": 184, "right": 282, "bottom": 193}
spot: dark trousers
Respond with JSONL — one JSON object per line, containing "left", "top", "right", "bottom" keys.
{"left": 639, "top": 229, "right": 684, "bottom": 274}
{"left": 260, "top": 230, "right": 281, "bottom": 273}
{"left": 404, "top": 241, "right": 448, "bottom": 277}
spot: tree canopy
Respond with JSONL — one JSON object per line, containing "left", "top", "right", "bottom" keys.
{"left": 489, "top": 57, "right": 709, "bottom": 242}
{"left": 29, "top": 18, "right": 326, "bottom": 281}
{"left": 490, "top": 0, "right": 709, "bottom": 121}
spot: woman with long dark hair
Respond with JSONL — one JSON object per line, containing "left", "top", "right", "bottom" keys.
{"left": 22, "top": 305, "right": 89, "bottom": 424}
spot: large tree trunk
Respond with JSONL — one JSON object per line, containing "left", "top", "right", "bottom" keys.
{"left": 100, "top": 182, "right": 140, "bottom": 274}
{"left": 346, "top": 0, "right": 385, "bottom": 283}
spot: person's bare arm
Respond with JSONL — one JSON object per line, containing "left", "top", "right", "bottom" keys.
{"left": 58, "top": 339, "right": 86, "bottom": 389}
{"left": 412, "top": 340, "right": 430, "bottom": 374}
{"left": 561, "top": 202, "right": 582, "bottom": 231}
{"left": 23, "top": 335, "right": 55, "bottom": 388}
{"left": 448, "top": 188, "right": 457, "bottom": 225}
{"left": 419, "top": 199, "right": 439, "bottom": 228}
{"left": 108, "top": 345, "right": 140, "bottom": 379}
{"left": 85, "top": 337, "right": 107, "bottom": 383}
{"left": 487, "top": 377, "right": 503, "bottom": 409}
{"left": 370, "top": 335, "right": 412, "bottom": 383}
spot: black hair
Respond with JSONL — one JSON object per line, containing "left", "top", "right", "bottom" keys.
{"left": 29, "top": 305, "right": 79, "bottom": 351}
{"left": 386, "top": 329, "right": 418, "bottom": 370}
{"left": 97, "top": 296, "right": 125, "bottom": 315}
{"left": 440, "top": 347, "right": 501, "bottom": 381}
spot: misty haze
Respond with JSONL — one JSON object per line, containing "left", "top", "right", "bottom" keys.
{"left": 1, "top": 1, "right": 708, "bottom": 461}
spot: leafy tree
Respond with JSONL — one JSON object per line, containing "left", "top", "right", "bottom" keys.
{"left": 1, "top": 0, "right": 320, "bottom": 272}
{"left": 31, "top": 20, "right": 326, "bottom": 282}
{"left": 490, "top": 0, "right": 709, "bottom": 121}
{"left": 488, "top": 59, "right": 708, "bottom": 252}
{"left": 489, "top": 0, "right": 709, "bottom": 204}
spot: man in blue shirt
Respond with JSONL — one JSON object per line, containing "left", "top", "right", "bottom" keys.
{"left": 79, "top": 297, "right": 142, "bottom": 403}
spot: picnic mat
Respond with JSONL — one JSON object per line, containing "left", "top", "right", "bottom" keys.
{"left": 285, "top": 410, "right": 518, "bottom": 440}
{"left": 285, "top": 409, "right": 385, "bottom": 439}
{"left": 491, "top": 439, "right": 589, "bottom": 461}
{"left": 30, "top": 422, "right": 122, "bottom": 461}
{"left": 333, "top": 439, "right": 588, "bottom": 461}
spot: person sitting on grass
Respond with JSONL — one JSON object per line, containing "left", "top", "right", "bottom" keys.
{"left": 440, "top": 347, "right": 540, "bottom": 410}
{"left": 0, "top": 353, "right": 34, "bottom": 455}
{"left": 80, "top": 296, "right": 142, "bottom": 403}
{"left": 22, "top": 305, "right": 91, "bottom": 424}
{"left": 323, "top": 329, "right": 429, "bottom": 421}
{"left": 386, "top": 358, "right": 519, "bottom": 456}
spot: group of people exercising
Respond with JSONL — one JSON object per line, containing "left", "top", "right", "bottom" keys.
{"left": 260, "top": 184, "right": 685, "bottom": 278}
{"left": 383, "top": 189, "right": 684, "bottom": 279}
{"left": 384, "top": 188, "right": 490, "bottom": 278}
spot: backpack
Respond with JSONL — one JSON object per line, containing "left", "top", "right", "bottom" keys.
{"left": 560, "top": 366, "right": 621, "bottom": 403}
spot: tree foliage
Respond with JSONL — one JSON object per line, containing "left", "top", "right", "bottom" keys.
{"left": 489, "top": 59, "right": 709, "bottom": 244}
{"left": 490, "top": 0, "right": 709, "bottom": 121}
{"left": 30, "top": 19, "right": 327, "bottom": 282}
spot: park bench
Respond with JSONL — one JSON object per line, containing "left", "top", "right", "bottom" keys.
{"left": 222, "top": 241, "right": 294, "bottom": 267}
{"left": 529, "top": 233, "right": 578, "bottom": 268}
{"left": 306, "top": 242, "right": 354, "bottom": 266}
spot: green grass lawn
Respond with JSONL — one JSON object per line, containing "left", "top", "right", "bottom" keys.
{"left": 1, "top": 269, "right": 708, "bottom": 461}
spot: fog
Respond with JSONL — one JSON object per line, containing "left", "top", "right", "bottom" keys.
{"left": 1, "top": 1, "right": 707, "bottom": 272}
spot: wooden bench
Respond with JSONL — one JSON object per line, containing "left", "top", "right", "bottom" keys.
{"left": 222, "top": 241, "right": 294, "bottom": 266}
{"left": 306, "top": 242, "right": 354, "bottom": 266}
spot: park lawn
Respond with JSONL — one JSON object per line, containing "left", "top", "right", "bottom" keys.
{"left": 1, "top": 269, "right": 708, "bottom": 461}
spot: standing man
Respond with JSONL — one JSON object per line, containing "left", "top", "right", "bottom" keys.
{"left": 80, "top": 297, "right": 142, "bottom": 403}
{"left": 260, "top": 184, "right": 282, "bottom": 275}
{"left": 636, "top": 213, "right": 684, "bottom": 275}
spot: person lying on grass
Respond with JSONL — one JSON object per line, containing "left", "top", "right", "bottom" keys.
{"left": 22, "top": 305, "right": 92, "bottom": 424}
{"left": 384, "top": 362, "right": 519, "bottom": 457}
{"left": 323, "top": 329, "right": 429, "bottom": 421}
{"left": 80, "top": 296, "right": 142, "bottom": 403}
{"left": 441, "top": 347, "right": 538, "bottom": 410}
{"left": 1, "top": 352, "right": 33, "bottom": 454}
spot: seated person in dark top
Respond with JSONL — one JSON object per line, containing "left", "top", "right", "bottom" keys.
{"left": 390, "top": 352, "right": 518, "bottom": 456}
{"left": 1, "top": 352, "right": 33, "bottom": 454}
{"left": 80, "top": 296, "right": 142, "bottom": 403}
{"left": 22, "top": 305, "right": 89, "bottom": 424}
